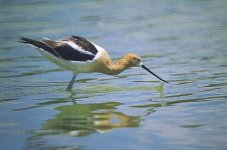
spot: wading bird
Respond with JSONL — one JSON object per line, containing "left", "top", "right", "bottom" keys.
{"left": 19, "top": 36, "right": 168, "bottom": 91}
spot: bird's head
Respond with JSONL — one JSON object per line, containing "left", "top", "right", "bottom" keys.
{"left": 125, "top": 53, "right": 143, "bottom": 67}
{"left": 125, "top": 53, "right": 169, "bottom": 83}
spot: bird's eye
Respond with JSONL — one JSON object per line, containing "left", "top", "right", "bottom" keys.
{"left": 137, "top": 58, "right": 141, "bottom": 62}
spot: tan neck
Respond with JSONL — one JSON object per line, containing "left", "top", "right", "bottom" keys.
{"left": 107, "top": 57, "right": 131, "bottom": 75}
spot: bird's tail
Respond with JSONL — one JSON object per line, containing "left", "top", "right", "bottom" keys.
{"left": 19, "top": 37, "right": 60, "bottom": 57}
{"left": 19, "top": 37, "right": 44, "bottom": 48}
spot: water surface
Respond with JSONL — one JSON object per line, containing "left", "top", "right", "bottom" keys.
{"left": 0, "top": 0, "right": 227, "bottom": 149}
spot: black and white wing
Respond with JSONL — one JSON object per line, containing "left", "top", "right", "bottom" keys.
{"left": 19, "top": 36, "right": 98, "bottom": 62}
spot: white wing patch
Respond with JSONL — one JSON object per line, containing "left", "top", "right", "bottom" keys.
{"left": 92, "top": 43, "right": 107, "bottom": 61}
{"left": 63, "top": 41, "right": 95, "bottom": 56}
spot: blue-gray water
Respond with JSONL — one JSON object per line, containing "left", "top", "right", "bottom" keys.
{"left": 1, "top": 1, "right": 227, "bottom": 150}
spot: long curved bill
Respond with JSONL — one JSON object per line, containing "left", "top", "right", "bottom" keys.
{"left": 141, "top": 65, "right": 169, "bottom": 83}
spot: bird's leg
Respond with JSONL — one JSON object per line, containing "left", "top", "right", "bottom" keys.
{"left": 66, "top": 73, "right": 78, "bottom": 91}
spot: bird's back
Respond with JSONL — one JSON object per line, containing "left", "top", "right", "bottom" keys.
{"left": 19, "top": 36, "right": 105, "bottom": 73}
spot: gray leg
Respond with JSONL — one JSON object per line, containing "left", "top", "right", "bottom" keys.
{"left": 66, "top": 73, "right": 78, "bottom": 91}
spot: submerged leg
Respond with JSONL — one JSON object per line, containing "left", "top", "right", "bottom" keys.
{"left": 66, "top": 73, "right": 78, "bottom": 91}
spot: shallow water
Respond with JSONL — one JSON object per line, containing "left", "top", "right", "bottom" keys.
{"left": 1, "top": 0, "right": 227, "bottom": 149}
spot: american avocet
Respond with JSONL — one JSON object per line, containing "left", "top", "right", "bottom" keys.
{"left": 19, "top": 36, "right": 168, "bottom": 91}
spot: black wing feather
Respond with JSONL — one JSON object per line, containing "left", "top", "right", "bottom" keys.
{"left": 43, "top": 40, "right": 95, "bottom": 61}
{"left": 19, "top": 37, "right": 61, "bottom": 58}
{"left": 69, "top": 36, "right": 98, "bottom": 55}
{"left": 19, "top": 37, "right": 96, "bottom": 61}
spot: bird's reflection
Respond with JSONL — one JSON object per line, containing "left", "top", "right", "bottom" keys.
{"left": 38, "top": 101, "right": 141, "bottom": 137}
{"left": 25, "top": 84, "right": 166, "bottom": 149}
